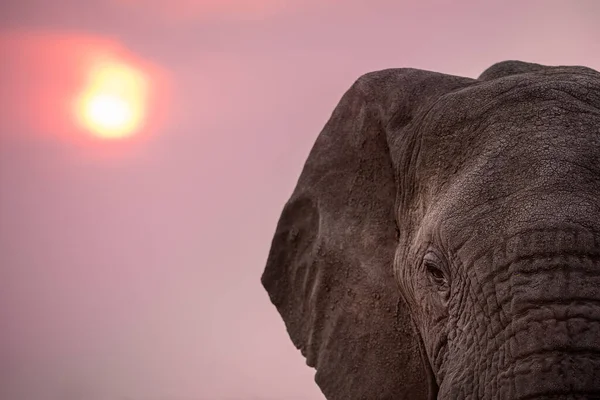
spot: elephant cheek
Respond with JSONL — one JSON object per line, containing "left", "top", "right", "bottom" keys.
{"left": 441, "top": 229, "right": 600, "bottom": 399}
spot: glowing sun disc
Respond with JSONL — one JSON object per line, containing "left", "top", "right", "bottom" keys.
{"left": 74, "top": 59, "right": 148, "bottom": 139}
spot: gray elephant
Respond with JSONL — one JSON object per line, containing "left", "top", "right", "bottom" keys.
{"left": 261, "top": 61, "right": 600, "bottom": 399}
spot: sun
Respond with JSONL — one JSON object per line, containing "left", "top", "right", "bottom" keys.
{"left": 74, "top": 58, "right": 149, "bottom": 139}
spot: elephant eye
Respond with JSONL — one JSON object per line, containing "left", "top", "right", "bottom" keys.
{"left": 423, "top": 251, "right": 450, "bottom": 293}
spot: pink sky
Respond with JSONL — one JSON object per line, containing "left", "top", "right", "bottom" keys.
{"left": 1, "top": 1, "right": 600, "bottom": 399}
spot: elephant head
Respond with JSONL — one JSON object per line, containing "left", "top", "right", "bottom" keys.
{"left": 261, "top": 61, "right": 600, "bottom": 399}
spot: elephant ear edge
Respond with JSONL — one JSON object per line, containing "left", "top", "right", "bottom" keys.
{"left": 478, "top": 60, "right": 551, "bottom": 80}
{"left": 262, "top": 69, "right": 473, "bottom": 400}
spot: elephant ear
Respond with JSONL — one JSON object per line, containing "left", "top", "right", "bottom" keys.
{"left": 478, "top": 60, "right": 548, "bottom": 80}
{"left": 262, "top": 69, "right": 474, "bottom": 399}
{"left": 479, "top": 60, "right": 600, "bottom": 81}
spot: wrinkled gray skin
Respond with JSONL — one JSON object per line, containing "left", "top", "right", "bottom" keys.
{"left": 261, "top": 61, "right": 600, "bottom": 399}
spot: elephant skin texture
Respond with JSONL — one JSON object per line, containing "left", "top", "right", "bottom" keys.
{"left": 261, "top": 60, "right": 600, "bottom": 400}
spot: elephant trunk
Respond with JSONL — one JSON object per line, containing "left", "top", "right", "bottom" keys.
{"left": 442, "top": 229, "right": 600, "bottom": 399}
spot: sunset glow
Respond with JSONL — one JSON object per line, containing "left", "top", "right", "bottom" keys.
{"left": 75, "top": 59, "right": 149, "bottom": 139}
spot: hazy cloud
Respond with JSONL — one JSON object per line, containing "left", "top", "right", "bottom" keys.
{"left": 109, "top": 0, "right": 329, "bottom": 21}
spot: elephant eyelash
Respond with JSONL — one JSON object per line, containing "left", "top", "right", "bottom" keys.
{"left": 423, "top": 251, "right": 450, "bottom": 292}
{"left": 425, "top": 262, "right": 446, "bottom": 283}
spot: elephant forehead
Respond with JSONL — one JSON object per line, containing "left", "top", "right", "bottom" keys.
{"left": 418, "top": 69, "right": 600, "bottom": 144}
{"left": 410, "top": 75, "right": 600, "bottom": 250}
{"left": 421, "top": 159, "right": 600, "bottom": 267}
{"left": 415, "top": 74, "right": 600, "bottom": 192}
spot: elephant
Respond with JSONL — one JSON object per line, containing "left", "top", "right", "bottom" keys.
{"left": 261, "top": 60, "right": 600, "bottom": 399}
